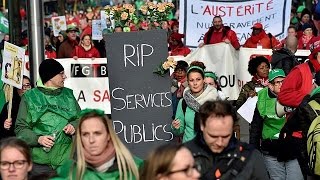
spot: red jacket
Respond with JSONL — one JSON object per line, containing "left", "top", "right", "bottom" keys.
{"left": 45, "top": 50, "right": 57, "bottom": 59}
{"left": 203, "top": 26, "right": 240, "bottom": 50}
{"left": 170, "top": 46, "right": 191, "bottom": 56}
{"left": 243, "top": 30, "right": 279, "bottom": 49}
{"left": 72, "top": 45, "right": 100, "bottom": 58}
{"left": 80, "top": 26, "right": 92, "bottom": 39}
{"left": 278, "top": 63, "right": 313, "bottom": 107}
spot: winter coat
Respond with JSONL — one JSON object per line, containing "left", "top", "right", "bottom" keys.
{"left": 72, "top": 45, "right": 100, "bottom": 58}
{"left": 271, "top": 47, "right": 300, "bottom": 75}
{"left": 185, "top": 135, "right": 270, "bottom": 180}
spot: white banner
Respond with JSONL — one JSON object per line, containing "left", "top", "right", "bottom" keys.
{"left": 237, "top": 48, "right": 310, "bottom": 88}
{"left": 180, "top": 0, "right": 292, "bottom": 47}
{"left": 56, "top": 59, "right": 111, "bottom": 114}
{"left": 184, "top": 43, "right": 239, "bottom": 100}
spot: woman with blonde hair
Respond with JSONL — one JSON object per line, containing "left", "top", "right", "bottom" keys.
{"left": 53, "top": 109, "right": 142, "bottom": 180}
{"left": 140, "top": 143, "right": 200, "bottom": 180}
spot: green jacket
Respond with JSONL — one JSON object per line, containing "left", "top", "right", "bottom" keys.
{"left": 52, "top": 157, "right": 143, "bottom": 180}
{"left": 257, "top": 88, "right": 285, "bottom": 140}
{"left": 15, "top": 87, "right": 80, "bottom": 168}
{"left": 171, "top": 99, "right": 196, "bottom": 143}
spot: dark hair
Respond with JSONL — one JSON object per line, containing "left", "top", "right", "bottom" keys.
{"left": 213, "top": 15, "right": 222, "bottom": 21}
{"left": 287, "top": 25, "right": 297, "bottom": 32}
{"left": 199, "top": 101, "right": 238, "bottom": 127}
{"left": 0, "top": 137, "right": 32, "bottom": 164}
{"left": 174, "top": 60, "right": 189, "bottom": 72}
{"left": 81, "top": 34, "right": 91, "bottom": 41}
{"left": 187, "top": 61, "right": 205, "bottom": 79}
{"left": 140, "top": 143, "right": 185, "bottom": 180}
{"left": 248, "top": 56, "right": 270, "bottom": 76}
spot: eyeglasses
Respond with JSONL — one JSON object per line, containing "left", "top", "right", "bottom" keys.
{"left": 167, "top": 164, "right": 201, "bottom": 177}
{"left": 22, "top": 83, "right": 31, "bottom": 90}
{"left": 0, "top": 160, "right": 28, "bottom": 170}
{"left": 273, "top": 80, "right": 284, "bottom": 85}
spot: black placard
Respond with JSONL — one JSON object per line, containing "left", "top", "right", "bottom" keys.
{"left": 105, "top": 30, "right": 173, "bottom": 158}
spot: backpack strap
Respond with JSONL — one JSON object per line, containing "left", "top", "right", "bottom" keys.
{"left": 214, "top": 143, "right": 253, "bottom": 179}
{"left": 309, "top": 100, "right": 320, "bottom": 116}
{"left": 182, "top": 99, "right": 187, "bottom": 115}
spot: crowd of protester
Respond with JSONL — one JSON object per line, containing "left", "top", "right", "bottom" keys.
{"left": 3, "top": 0, "right": 320, "bottom": 180}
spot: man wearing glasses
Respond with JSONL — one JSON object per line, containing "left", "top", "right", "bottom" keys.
{"left": 250, "top": 69, "right": 304, "bottom": 179}
{"left": 184, "top": 100, "right": 269, "bottom": 180}
{"left": 15, "top": 59, "right": 81, "bottom": 177}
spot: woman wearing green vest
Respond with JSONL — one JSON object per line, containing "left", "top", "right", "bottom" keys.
{"left": 250, "top": 69, "right": 304, "bottom": 180}
{"left": 52, "top": 109, "right": 142, "bottom": 180}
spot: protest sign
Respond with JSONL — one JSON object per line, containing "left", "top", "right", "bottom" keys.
{"left": 106, "top": 30, "right": 173, "bottom": 158}
{"left": 51, "top": 16, "right": 67, "bottom": 37}
{"left": 1, "top": 42, "right": 25, "bottom": 89}
{"left": 180, "top": 0, "right": 292, "bottom": 47}
{"left": 92, "top": 20, "right": 103, "bottom": 40}
{"left": 56, "top": 58, "right": 111, "bottom": 114}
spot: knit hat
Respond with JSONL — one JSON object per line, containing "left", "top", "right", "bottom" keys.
{"left": 39, "top": 59, "right": 64, "bottom": 84}
{"left": 251, "top": 23, "right": 263, "bottom": 29}
{"left": 268, "top": 69, "right": 285, "bottom": 82}
{"left": 302, "top": 23, "right": 312, "bottom": 31}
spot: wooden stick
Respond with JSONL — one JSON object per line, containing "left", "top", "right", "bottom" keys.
{"left": 7, "top": 85, "right": 13, "bottom": 120}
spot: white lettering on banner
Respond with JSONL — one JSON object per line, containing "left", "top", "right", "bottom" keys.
{"left": 111, "top": 87, "right": 172, "bottom": 111}
{"left": 123, "top": 44, "right": 154, "bottom": 67}
{"left": 180, "top": 0, "right": 292, "bottom": 47}
{"left": 113, "top": 120, "right": 174, "bottom": 143}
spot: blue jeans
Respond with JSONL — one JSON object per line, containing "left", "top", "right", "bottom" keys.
{"left": 263, "top": 155, "right": 304, "bottom": 180}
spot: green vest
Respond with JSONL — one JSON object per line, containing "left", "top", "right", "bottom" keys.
{"left": 24, "top": 87, "right": 79, "bottom": 167}
{"left": 257, "top": 88, "right": 286, "bottom": 140}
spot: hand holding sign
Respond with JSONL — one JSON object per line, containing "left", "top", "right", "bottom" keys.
{"left": 4, "top": 118, "right": 12, "bottom": 130}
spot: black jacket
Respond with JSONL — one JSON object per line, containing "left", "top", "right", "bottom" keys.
{"left": 184, "top": 134, "right": 269, "bottom": 180}
{"left": 271, "top": 48, "right": 300, "bottom": 75}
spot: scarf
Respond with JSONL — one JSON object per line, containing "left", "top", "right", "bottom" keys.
{"left": 252, "top": 75, "right": 269, "bottom": 87}
{"left": 81, "top": 44, "right": 92, "bottom": 51}
{"left": 84, "top": 141, "right": 116, "bottom": 168}
{"left": 176, "top": 77, "right": 187, "bottom": 98}
{"left": 183, "top": 85, "right": 218, "bottom": 112}
{"left": 250, "top": 30, "right": 267, "bottom": 44}
{"left": 301, "top": 34, "right": 313, "bottom": 48}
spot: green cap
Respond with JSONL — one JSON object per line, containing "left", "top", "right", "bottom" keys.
{"left": 297, "top": 5, "right": 305, "bottom": 13}
{"left": 268, "top": 69, "right": 286, "bottom": 81}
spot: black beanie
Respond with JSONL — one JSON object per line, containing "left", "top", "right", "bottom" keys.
{"left": 39, "top": 59, "right": 64, "bottom": 84}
